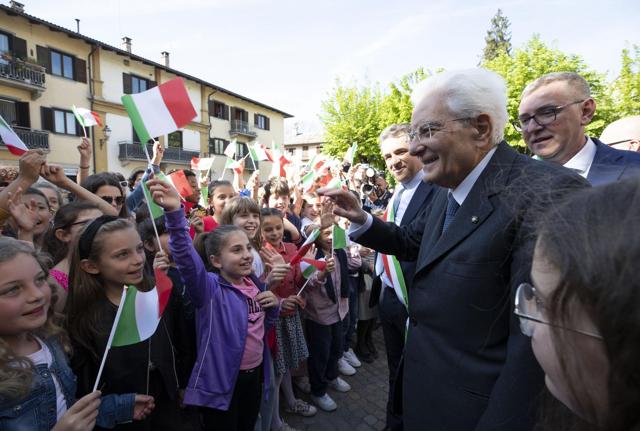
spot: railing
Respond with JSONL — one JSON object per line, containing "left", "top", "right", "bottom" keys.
{"left": 0, "top": 126, "right": 49, "bottom": 151}
{"left": 229, "top": 120, "right": 257, "bottom": 138}
{"left": 118, "top": 141, "right": 199, "bottom": 163}
{"left": 0, "top": 58, "right": 46, "bottom": 88}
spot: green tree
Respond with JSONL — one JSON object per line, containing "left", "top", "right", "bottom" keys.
{"left": 481, "top": 9, "right": 512, "bottom": 64}
{"left": 379, "top": 68, "right": 429, "bottom": 126}
{"left": 484, "top": 36, "right": 615, "bottom": 151}
{"left": 610, "top": 45, "right": 640, "bottom": 117}
{"left": 320, "top": 80, "right": 384, "bottom": 168}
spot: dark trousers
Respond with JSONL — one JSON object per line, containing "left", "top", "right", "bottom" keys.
{"left": 379, "top": 288, "right": 408, "bottom": 431}
{"left": 200, "top": 365, "right": 262, "bottom": 431}
{"left": 305, "top": 318, "right": 344, "bottom": 397}
{"left": 343, "top": 277, "right": 359, "bottom": 352}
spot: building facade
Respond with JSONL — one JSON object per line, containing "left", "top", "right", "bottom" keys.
{"left": 0, "top": 1, "right": 291, "bottom": 181}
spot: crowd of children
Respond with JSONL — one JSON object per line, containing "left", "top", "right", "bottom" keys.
{"left": 0, "top": 146, "right": 376, "bottom": 431}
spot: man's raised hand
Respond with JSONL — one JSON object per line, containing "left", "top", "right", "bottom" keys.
{"left": 316, "top": 187, "right": 367, "bottom": 225}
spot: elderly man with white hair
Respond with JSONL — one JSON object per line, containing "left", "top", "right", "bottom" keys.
{"left": 319, "top": 68, "right": 588, "bottom": 430}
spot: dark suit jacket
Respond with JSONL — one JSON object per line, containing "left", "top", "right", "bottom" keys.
{"left": 357, "top": 142, "right": 589, "bottom": 431}
{"left": 369, "top": 180, "right": 437, "bottom": 308}
{"left": 588, "top": 137, "right": 640, "bottom": 185}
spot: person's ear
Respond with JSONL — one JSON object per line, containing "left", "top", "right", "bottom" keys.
{"left": 580, "top": 98, "right": 596, "bottom": 125}
{"left": 54, "top": 228, "right": 72, "bottom": 243}
{"left": 209, "top": 254, "right": 222, "bottom": 270}
{"left": 471, "top": 114, "right": 493, "bottom": 146}
{"left": 79, "top": 259, "right": 100, "bottom": 275}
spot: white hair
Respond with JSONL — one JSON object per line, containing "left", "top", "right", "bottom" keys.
{"left": 411, "top": 68, "right": 508, "bottom": 145}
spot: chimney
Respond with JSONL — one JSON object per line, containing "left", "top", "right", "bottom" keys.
{"left": 161, "top": 51, "right": 170, "bottom": 68}
{"left": 122, "top": 37, "right": 132, "bottom": 53}
{"left": 10, "top": 1, "right": 25, "bottom": 12}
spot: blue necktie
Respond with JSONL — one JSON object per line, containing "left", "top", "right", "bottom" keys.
{"left": 441, "top": 192, "right": 460, "bottom": 234}
{"left": 392, "top": 187, "right": 405, "bottom": 219}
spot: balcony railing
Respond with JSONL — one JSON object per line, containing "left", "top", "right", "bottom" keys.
{"left": 0, "top": 58, "right": 46, "bottom": 97}
{"left": 118, "top": 141, "right": 199, "bottom": 164}
{"left": 0, "top": 126, "right": 49, "bottom": 152}
{"left": 229, "top": 120, "right": 257, "bottom": 138}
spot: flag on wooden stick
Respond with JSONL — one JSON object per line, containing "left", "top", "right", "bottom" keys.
{"left": 0, "top": 114, "right": 28, "bottom": 155}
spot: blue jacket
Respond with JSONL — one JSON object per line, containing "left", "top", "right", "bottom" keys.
{"left": 588, "top": 137, "right": 640, "bottom": 185}
{"left": 125, "top": 164, "right": 160, "bottom": 213}
{"left": 165, "top": 207, "right": 279, "bottom": 410}
{"left": 0, "top": 337, "right": 134, "bottom": 431}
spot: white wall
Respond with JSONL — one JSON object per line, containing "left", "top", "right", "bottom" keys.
{"left": 105, "top": 112, "right": 135, "bottom": 173}
{"left": 182, "top": 129, "right": 200, "bottom": 151}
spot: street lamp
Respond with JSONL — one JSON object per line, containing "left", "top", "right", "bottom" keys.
{"left": 99, "top": 125, "right": 111, "bottom": 149}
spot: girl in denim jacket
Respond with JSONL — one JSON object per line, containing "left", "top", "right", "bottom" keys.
{"left": 0, "top": 237, "right": 141, "bottom": 430}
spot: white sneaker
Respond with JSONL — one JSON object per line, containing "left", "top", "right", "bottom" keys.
{"left": 311, "top": 393, "right": 337, "bottom": 412}
{"left": 344, "top": 348, "right": 362, "bottom": 368}
{"left": 337, "top": 357, "right": 356, "bottom": 376}
{"left": 293, "top": 376, "right": 311, "bottom": 394}
{"left": 329, "top": 377, "right": 351, "bottom": 393}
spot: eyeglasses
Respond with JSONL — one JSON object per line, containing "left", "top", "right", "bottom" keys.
{"left": 514, "top": 283, "right": 603, "bottom": 339}
{"left": 514, "top": 100, "right": 585, "bottom": 132}
{"left": 408, "top": 117, "right": 472, "bottom": 142}
{"left": 100, "top": 195, "right": 124, "bottom": 206}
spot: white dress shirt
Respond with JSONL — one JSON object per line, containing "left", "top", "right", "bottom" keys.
{"left": 563, "top": 137, "right": 597, "bottom": 178}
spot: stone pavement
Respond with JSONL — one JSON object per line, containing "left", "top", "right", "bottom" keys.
{"left": 283, "top": 327, "right": 389, "bottom": 431}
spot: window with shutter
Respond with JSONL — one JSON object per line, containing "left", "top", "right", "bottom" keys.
{"left": 49, "top": 50, "right": 75, "bottom": 79}
{"left": 45, "top": 107, "right": 78, "bottom": 135}
{"left": 123, "top": 73, "right": 132, "bottom": 94}
{"left": 15, "top": 102, "right": 30, "bottom": 128}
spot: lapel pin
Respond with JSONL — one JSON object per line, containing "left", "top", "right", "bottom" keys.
{"left": 471, "top": 216, "right": 479, "bottom": 224}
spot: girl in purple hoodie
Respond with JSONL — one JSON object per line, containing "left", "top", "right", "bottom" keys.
{"left": 147, "top": 178, "right": 288, "bottom": 431}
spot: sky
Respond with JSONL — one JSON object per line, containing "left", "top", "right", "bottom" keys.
{"left": 17, "top": 0, "right": 640, "bottom": 138}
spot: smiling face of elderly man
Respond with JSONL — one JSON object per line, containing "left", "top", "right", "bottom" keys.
{"left": 408, "top": 69, "right": 508, "bottom": 189}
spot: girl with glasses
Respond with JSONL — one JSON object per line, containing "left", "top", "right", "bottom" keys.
{"left": 517, "top": 178, "right": 640, "bottom": 429}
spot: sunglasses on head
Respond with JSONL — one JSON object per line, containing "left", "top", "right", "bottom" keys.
{"left": 101, "top": 195, "right": 124, "bottom": 205}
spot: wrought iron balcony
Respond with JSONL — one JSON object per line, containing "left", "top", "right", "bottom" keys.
{"left": 0, "top": 58, "right": 46, "bottom": 99}
{"left": 229, "top": 120, "right": 257, "bottom": 138}
{"left": 0, "top": 126, "right": 49, "bottom": 152}
{"left": 118, "top": 141, "right": 199, "bottom": 164}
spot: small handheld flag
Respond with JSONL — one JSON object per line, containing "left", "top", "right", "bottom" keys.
{"left": 290, "top": 229, "right": 321, "bottom": 265}
{"left": 332, "top": 224, "right": 347, "bottom": 250}
{"left": 167, "top": 170, "right": 194, "bottom": 198}
{"left": 0, "top": 114, "right": 28, "bottom": 155}
{"left": 300, "top": 257, "right": 326, "bottom": 279}
{"left": 72, "top": 105, "right": 103, "bottom": 128}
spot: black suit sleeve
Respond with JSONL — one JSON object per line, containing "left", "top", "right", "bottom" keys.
{"left": 354, "top": 210, "right": 427, "bottom": 262}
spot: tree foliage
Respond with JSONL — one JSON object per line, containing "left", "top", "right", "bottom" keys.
{"left": 610, "top": 45, "right": 640, "bottom": 117}
{"left": 320, "top": 80, "right": 384, "bottom": 168}
{"left": 481, "top": 9, "right": 512, "bottom": 64}
{"left": 379, "top": 68, "right": 430, "bottom": 126}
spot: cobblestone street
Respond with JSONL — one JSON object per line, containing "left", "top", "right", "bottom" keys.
{"left": 283, "top": 327, "right": 389, "bottom": 431}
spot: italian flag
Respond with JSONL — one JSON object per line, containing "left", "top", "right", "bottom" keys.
{"left": 224, "top": 139, "right": 237, "bottom": 159}
{"left": 300, "top": 257, "right": 326, "bottom": 279}
{"left": 332, "top": 224, "right": 347, "bottom": 250}
{"left": 290, "top": 228, "right": 321, "bottom": 265}
{"left": 122, "top": 77, "right": 197, "bottom": 146}
{"left": 344, "top": 142, "right": 357, "bottom": 164}
{"left": 111, "top": 268, "right": 173, "bottom": 347}
{"left": 227, "top": 158, "right": 245, "bottom": 175}
{"left": 191, "top": 157, "right": 215, "bottom": 172}
{"left": 249, "top": 142, "right": 270, "bottom": 162}
{"left": 72, "top": 105, "right": 103, "bottom": 128}
{"left": 0, "top": 114, "right": 28, "bottom": 155}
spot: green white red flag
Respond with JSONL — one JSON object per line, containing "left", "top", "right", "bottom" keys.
{"left": 191, "top": 157, "right": 215, "bottom": 172}
{"left": 224, "top": 139, "right": 237, "bottom": 159}
{"left": 0, "top": 114, "right": 28, "bottom": 155}
{"left": 249, "top": 142, "right": 270, "bottom": 162}
{"left": 112, "top": 268, "right": 173, "bottom": 346}
{"left": 72, "top": 105, "right": 103, "bottom": 128}
{"left": 332, "top": 224, "right": 347, "bottom": 250}
{"left": 300, "top": 257, "right": 326, "bottom": 279}
{"left": 122, "top": 77, "right": 196, "bottom": 146}
{"left": 290, "top": 228, "right": 320, "bottom": 265}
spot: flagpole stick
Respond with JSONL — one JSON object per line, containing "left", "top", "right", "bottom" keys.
{"left": 82, "top": 125, "right": 87, "bottom": 138}
{"left": 296, "top": 277, "right": 313, "bottom": 297}
{"left": 142, "top": 144, "right": 164, "bottom": 252}
{"left": 93, "top": 286, "right": 128, "bottom": 391}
